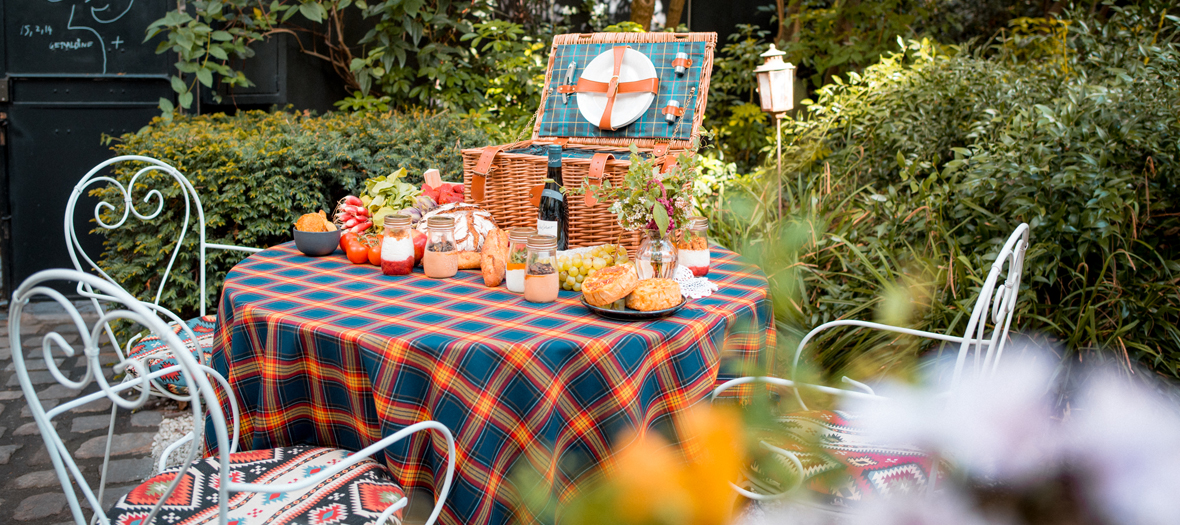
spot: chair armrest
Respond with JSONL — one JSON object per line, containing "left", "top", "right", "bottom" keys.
{"left": 711, "top": 375, "right": 887, "bottom": 403}
{"left": 206, "top": 242, "right": 263, "bottom": 254}
{"left": 793, "top": 319, "right": 987, "bottom": 374}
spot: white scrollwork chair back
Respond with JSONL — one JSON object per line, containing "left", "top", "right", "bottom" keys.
{"left": 65, "top": 155, "right": 262, "bottom": 398}
{"left": 711, "top": 223, "right": 1031, "bottom": 500}
{"left": 9, "top": 269, "right": 456, "bottom": 525}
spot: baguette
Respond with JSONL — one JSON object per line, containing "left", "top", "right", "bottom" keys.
{"left": 480, "top": 228, "right": 510, "bottom": 286}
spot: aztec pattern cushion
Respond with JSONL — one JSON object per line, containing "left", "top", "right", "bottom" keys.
{"left": 124, "top": 315, "right": 217, "bottom": 396}
{"left": 747, "top": 410, "right": 945, "bottom": 506}
{"left": 109, "top": 445, "right": 406, "bottom": 525}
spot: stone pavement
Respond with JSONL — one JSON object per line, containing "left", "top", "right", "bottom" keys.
{"left": 0, "top": 300, "right": 184, "bottom": 524}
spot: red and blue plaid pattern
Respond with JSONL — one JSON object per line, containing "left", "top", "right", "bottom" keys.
{"left": 207, "top": 242, "right": 773, "bottom": 525}
{"left": 537, "top": 41, "right": 707, "bottom": 141}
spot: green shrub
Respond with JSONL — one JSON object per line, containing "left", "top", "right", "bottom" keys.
{"left": 708, "top": 5, "right": 1180, "bottom": 378}
{"left": 94, "top": 108, "right": 486, "bottom": 320}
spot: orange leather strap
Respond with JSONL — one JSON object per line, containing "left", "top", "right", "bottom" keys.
{"left": 584, "top": 153, "right": 615, "bottom": 206}
{"left": 599, "top": 46, "right": 628, "bottom": 131}
{"left": 672, "top": 57, "right": 692, "bottom": 69}
{"left": 661, "top": 104, "right": 685, "bottom": 117}
{"left": 553, "top": 138, "right": 570, "bottom": 146}
{"left": 559, "top": 77, "right": 660, "bottom": 95}
{"left": 652, "top": 143, "right": 673, "bottom": 175}
{"left": 661, "top": 156, "right": 678, "bottom": 174}
{"left": 472, "top": 145, "right": 507, "bottom": 202}
{"left": 529, "top": 185, "right": 545, "bottom": 208}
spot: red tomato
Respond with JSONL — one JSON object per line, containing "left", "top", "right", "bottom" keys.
{"left": 340, "top": 231, "right": 354, "bottom": 253}
{"left": 342, "top": 233, "right": 368, "bottom": 264}
{"left": 367, "top": 238, "right": 381, "bottom": 265}
{"left": 411, "top": 229, "right": 427, "bottom": 264}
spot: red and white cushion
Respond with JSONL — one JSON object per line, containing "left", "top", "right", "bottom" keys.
{"left": 109, "top": 446, "right": 406, "bottom": 525}
{"left": 747, "top": 410, "right": 946, "bottom": 506}
{"left": 124, "top": 315, "right": 217, "bottom": 396}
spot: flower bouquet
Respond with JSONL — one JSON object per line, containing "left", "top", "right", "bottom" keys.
{"left": 574, "top": 143, "right": 703, "bottom": 279}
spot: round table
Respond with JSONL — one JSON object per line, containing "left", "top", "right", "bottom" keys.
{"left": 208, "top": 241, "right": 773, "bottom": 525}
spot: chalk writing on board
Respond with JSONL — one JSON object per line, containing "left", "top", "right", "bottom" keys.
{"left": 43, "top": 0, "right": 137, "bottom": 74}
{"left": 50, "top": 38, "right": 95, "bottom": 51}
{"left": 21, "top": 25, "right": 55, "bottom": 37}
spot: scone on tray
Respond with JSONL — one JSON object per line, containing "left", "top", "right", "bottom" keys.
{"left": 581, "top": 264, "right": 640, "bottom": 306}
{"left": 626, "top": 278, "right": 682, "bottom": 311}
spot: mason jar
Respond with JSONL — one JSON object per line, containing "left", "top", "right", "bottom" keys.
{"left": 678, "top": 216, "right": 710, "bottom": 277}
{"left": 381, "top": 214, "right": 415, "bottom": 276}
{"left": 505, "top": 227, "right": 534, "bottom": 293}
{"left": 422, "top": 216, "right": 458, "bottom": 279}
{"left": 523, "top": 234, "right": 559, "bottom": 303}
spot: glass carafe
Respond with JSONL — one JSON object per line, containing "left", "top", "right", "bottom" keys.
{"left": 636, "top": 229, "right": 678, "bottom": 280}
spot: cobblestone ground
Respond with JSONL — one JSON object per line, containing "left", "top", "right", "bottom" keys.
{"left": 0, "top": 300, "right": 183, "bottom": 524}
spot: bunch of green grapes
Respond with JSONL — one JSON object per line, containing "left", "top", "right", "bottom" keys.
{"left": 558, "top": 244, "right": 629, "bottom": 291}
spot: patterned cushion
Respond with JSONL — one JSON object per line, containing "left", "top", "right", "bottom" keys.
{"left": 747, "top": 410, "right": 945, "bottom": 506}
{"left": 109, "top": 445, "right": 406, "bottom": 525}
{"left": 125, "top": 315, "right": 217, "bottom": 396}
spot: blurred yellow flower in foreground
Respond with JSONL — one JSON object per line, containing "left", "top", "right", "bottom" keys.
{"left": 607, "top": 405, "right": 746, "bottom": 525}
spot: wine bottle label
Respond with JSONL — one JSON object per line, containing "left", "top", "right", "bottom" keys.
{"left": 537, "top": 220, "right": 558, "bottom": 238}
{"left": 541, "top": 189, "right": 564, "bottom": 202}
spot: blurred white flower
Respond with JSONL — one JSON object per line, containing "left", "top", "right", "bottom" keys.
{"left": 736, "top": 342, "right": 1180, "bottom": 525}
{"left": 1066, "top": 372, "right": 1180, "bottom": 525}
{"left": 850, "top": 345, "right": 1062, "bottom": 483}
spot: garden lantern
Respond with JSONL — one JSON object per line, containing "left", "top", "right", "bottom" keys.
{"left": 753, "top": 44, "right": 795, "bottom": 215}
{"left": 753, "top": 44, "right": 795, "bottom": 115}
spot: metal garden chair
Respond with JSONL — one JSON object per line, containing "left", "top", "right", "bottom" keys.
{"left": 65, "top": 155, "right": 262, "bottom": 398}
{"left": 9, "top": 269, "right": 455, "bottom": 525}
{"left": 712, "top": 223, "right": 1031, "bottom": 504}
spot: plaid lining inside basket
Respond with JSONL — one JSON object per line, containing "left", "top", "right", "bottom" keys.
{"left": 537, "top": 41, "right": 707, "bottom": 140}
{"left": 504, "top": 145, "right": 654, "bottom": 160}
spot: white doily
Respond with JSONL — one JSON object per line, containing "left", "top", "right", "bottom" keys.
{"left": 674, "top": 265, "right": 719, "bottom": 299}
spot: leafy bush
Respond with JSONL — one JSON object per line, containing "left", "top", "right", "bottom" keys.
{"left": 708, "top": 5, "right": 1180, "bottom": 378}
{"left": 146, "top": 2, "right": 553, "bottom": 141}
{"left": 94, "top": 108, "right": 485, "bottom": 319}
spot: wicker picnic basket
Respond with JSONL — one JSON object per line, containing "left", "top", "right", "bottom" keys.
{"left": 462, "top": 31, "right": 717, "bottom": 252}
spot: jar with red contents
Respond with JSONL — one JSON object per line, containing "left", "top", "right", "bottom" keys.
{"left": 677, "top": 216, "right": 710, "bottom": 277}
{"left": 380, "top": 214, "right": 415, "bottom": 276}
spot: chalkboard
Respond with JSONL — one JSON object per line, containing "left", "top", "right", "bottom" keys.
{"left": 4, "top": 0, "right": 170, "bottom": 76}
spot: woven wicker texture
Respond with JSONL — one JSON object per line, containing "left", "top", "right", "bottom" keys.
{"left": 462, "top": 32, "right": 716, "bottom": 253}
{"left": 463, "top": 141, "right": 643, "bottom": 251}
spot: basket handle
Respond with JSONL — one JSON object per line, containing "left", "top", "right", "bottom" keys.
{"left": 584, "top": 153, "right": 615, "bottom": 206}
{"left": 471, "top": 145, "right": 507, "bottom": 202}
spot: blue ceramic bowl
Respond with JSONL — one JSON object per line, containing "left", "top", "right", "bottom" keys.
{"left": 292, "top": 227, "right": 341, "bottom": 257}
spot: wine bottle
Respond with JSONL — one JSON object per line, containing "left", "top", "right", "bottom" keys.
{"left": 537, "top": 145, "right": 569, "bottom": 250}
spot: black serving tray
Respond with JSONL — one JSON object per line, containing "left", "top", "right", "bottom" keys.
{"left": 580, "top": 296, "right": 688, "bottom": 321}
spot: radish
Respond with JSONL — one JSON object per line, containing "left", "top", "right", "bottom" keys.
{"left": 343, "top": 217, "right": 360, "bottom": 228}
{"left": 351, "top": 220, "right": 372, "bottom": 233}
{"left": 344, "top": 195, "right": 364, "bottom": 207}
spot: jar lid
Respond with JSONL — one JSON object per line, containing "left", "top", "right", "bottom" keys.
{"left": 384, "top": 214, "right": 411, "bottom": 229}
{"left": 687, "top": 216, "right": 708, "bottom": 230}
{"left": 426, "top": 216, "right": 454, "bottom": 229}
{"left": 508, "top": 227, "right": 535, "bottom": 243}
{"left": 527, "top": 234, "right": 557, "bottom": 249}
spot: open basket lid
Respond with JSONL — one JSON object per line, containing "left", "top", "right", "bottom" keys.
{"left": 533, "top": 32, "right": 717, "bottom": 150}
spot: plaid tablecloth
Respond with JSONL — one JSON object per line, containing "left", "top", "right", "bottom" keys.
{"left": 207, "top": 242, "right": 773, "bottom": 525}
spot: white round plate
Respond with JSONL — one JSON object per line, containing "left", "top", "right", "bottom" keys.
{"left": 575, "top": 48, "right": 657, "bottom": 131}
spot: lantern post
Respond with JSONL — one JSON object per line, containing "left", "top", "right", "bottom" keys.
{"left": 753, "top": 44, "right": 796, "bottom": 215}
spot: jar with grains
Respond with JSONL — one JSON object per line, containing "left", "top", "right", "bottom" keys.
{"left": 381, "top": 214, "right": 415, "bottom": 276}
{"left": 505, "top": 227, "right": 534, "bottom": 294}
{"left": 677, "top": 216, "right": 710, "bottom": 277}
{"left": 523, "top": 234, "right": 559, "bottom": 303}
{"left": 422, "top": 216, "right": 458, "bottom": 279}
